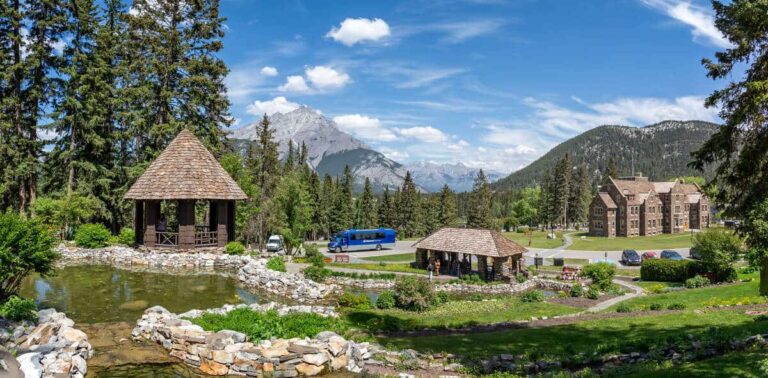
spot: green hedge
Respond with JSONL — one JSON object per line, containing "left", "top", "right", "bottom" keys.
{"left": 640, "top": 259, "right": 704, "bottom": 282}
{"left": 74, "top": 223, "right": 111, "bottom": 248}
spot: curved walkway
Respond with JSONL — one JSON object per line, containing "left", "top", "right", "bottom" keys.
{"left": 584, "top": 279, "right": 644, "bottom": 313}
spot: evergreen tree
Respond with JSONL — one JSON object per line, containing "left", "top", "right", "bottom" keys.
{"left": 319, "top": 174, "right": 335, "bottom": 237}
{"left": 396, "top": 171, "right": 422, "bottom": 237}
{"left": 270, "top": 171, "right": 311, "bottom": 255}
{"left": 421, "top": 195, "right": 441, "bottom": 234}
{"left": 605, "top": 157, "right": 618, "bottom": 181}
{"left": 283, "top": 141, "right": 295, "bottom": 173}
{"left": 466, "top": 169, "right": 493, "bottom": 229}
{"left": 568, "top": 164, "right": 591, "bottom": 227}
{"left": 437, "top": 184, "right": 458, "bottom": 227}
{"left": 306, "top": 171, "right": 321, "bottom": 240}
{"left": 356, "top": 177, "right": 377, "bottom": 229}
{"left": 251, "top": 114, "right": 280, "bottom": 248}
{"left": 538, "top": 171, "right": 554, "bottom": 228}
{"left": 332, "top": 166, "right": 354, "bottom": 231}
{"left": 551, "top": 154, "right": 572, "bottom": 227}
{"left": 378, "top": 186, "right": 395, "bottom": 228}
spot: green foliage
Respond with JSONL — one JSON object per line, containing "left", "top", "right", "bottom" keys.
{"left": 329, "top": 271, "right": 396, "bottom": 280}
{"left": 615, "top": 303, "right": 631, "bottom": 313}
{"left": 192, "top": 308, "right": 342, "bottom": 342}
{"left": 521, "top": 290, "right": 545, "bottom": 303}
{"left": 394, "top": 276, "right": 435, "bottom": 312}
{"left": 0, "top": 296, "right": 38, "bottom": 322}
{"left": 570, "top": 283, "right": 584, "bottom": 297}
{"left": 303, "top": 266, "right": 332, "bottom": 283}
{"left": 117, "top": 228, "right": 135, "bottom": 245}
{"left": 586, "top": 287, "right": 600, "bottom": 300}
{"left": 225, "top": 241, "right": 246, "bottom": 255}
{"left": 0, "top": 213, "right": 59, "bottom": 301}
{"left": 338, "top": 292, "right": 372, "bottom": 310}
{"left": 271, "top": 172, "right": 312, "bottom": 255}
{"left": 395, "top": 172, "right": 423, "bottom": 238}
{"left": 667, "top": 303, "right": 687, "bottom": 310}
{"left": 432, "top": 291, "right": 450, "bottom": 306}
{"left": 692, "top": 228, "right": 741, "bottom": 282}
{"left": 649, "top": 303, "right": 663, "bottom": 311}
{"left": 743, "top": 199, "right": 768, "bottom": 295}
{"left": 467, "top": 170, "right": 494, "bottom": 229}
{"left": 266, "top": 256, "right": 286, "bottom": 272}
{"left": 32, "top": 195, "right": 102, "bottom": 238}
{"left": 515, "top": 273, "right": 527, "bottom": 283}
{"left": 685, "top": 275, "right": 711, "bottom": 289}
{"left": 640, "top": 259, "right": 702, "bottom": 282}
{"left": 74, "top": 223, "right": 112, "bottom": 248}
{"left": 376, "top": 291, "right": 396, "bottom": 309}
{"left": 355, "top": 177, "right": 378, "bottom": 229}
{"left": 646, "top": 284, "right": 668, "bottom": 294}
{"left": 303, "top": 243, "right": 322, "bottom": 259}
{"left": 581, "top": 262, "right": 616, "bottom": 290}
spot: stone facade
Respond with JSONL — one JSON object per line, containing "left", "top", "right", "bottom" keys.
{"left": 589, "top": 176, "right": 710, "bottom": 237}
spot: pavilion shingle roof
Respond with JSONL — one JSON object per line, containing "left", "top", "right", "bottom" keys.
{"left": 412, "top": 227, "right": 527, "bottom": 258}
{"left": 125, "top": 129, "right": 248, "bottom": 200}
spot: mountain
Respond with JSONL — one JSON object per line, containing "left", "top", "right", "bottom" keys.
{"left": 492, "top": 120, "right": 720, "bottom": 191}
{"left": 230, "top": 107, "right": 412, "bottom": 191}
{"left": 406, "top": 161, "right": 503, "bottom": 192}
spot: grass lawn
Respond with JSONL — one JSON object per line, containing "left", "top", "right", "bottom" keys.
{"left": 346, "top": 297, "right": 580, "bottom": 332}
{"left": 503, "top": 231, "right": 564, "bottom": 249}
{"left": 604, "top": 350, "right": 768, "bottom": 378}
{"left": 327, "top": 263, "right": 428, "bottom": 275}
{"left": 377, "top": 309, "right": 768, "bottom": 358}
{"left": 360, "top": 253, "right": 415, "bottom": 263}
{"left": 568, "top": 232, "right": 694, "bottom": 251}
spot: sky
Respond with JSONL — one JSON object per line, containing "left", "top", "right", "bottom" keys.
{"left": 220, "top": 0, "right": 729, "bottom": 173}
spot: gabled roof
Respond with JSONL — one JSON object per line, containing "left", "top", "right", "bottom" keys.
{"left": 412, "top": 227, "right": 527, "bottom": 258}
{"left": 125, "top": 129, "right": 248, "bottom": 200}
{"left": 597, "top": 192, "right": 617, "bottom": 209}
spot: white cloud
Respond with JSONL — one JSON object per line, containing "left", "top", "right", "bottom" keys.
{"left": 504, "top": 145, "right": 536, "bottom": 155}
{"left": 367, "top": 63, "right": 466, "bottom": 89}
{"left": 226, "top": 64, "right": 269, "bottom": 104}
{"left": 397, "top": 19, "right": 504, "bottom": 44}
{"left": 641, "top": 0, "right": 731, "bottom": 48}
{"left": 305, "top": 66, "right": 351, "bottom": 89}
{"left": 278, "top": 75, "right": 310, "bottom": 93}
{"left": 333, "top": 114, "right": 397, "bottom": 141}
{"left": 326, "top": 18, "right": 391, "bottom": 46}
{"left": 246, "top": 96, "right": 300, "bottom": 116}
{"left": 379, "top": 147, "right": 410, "bottom": 161}
{"left": 260, "top": 66, "right": 278, "bottom": 76}
{"left": 395, "top": 126, "right": 449, "bottom": 143}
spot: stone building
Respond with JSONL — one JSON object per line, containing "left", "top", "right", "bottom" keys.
{"left": 588, "top": 175, "right": 710, "bottom": 237}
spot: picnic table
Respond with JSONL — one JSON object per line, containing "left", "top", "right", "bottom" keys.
{"left": 334, "top": 254, "right": 350, "bottom": 263}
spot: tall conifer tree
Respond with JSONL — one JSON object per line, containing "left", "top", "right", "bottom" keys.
{"left": 466, "top": 169, "right": 493, "bottom": 229}
{"left": 356, "top": 177, "right": 377, "bottom": 229}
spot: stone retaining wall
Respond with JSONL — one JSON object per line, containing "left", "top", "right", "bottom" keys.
{"left": 175, "top": 302, "right": 339, "bottom": 320}
{"left": 331, "top": 276, "right": 573, "bottom": 294}
{"left": 238, "top": 260, "right": 339, "bottom": 303}
{"left": 1, "top": 309, "right": 92, "bottom": 378}
{"left": 132, "top": 306, "right": 377, "bottom": 377}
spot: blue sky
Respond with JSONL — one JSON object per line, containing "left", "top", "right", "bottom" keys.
{"left": 220, "top": 0, "right": 727, "bottom": 173}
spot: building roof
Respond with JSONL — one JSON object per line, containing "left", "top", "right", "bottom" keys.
{"left": 652, "top": 181, "right": 675, "bottom": 194}
{"left": 412, "top": 227, "right": 527, "bottom": 258}
{"left": 597, "top": 192, "right": 617, "bottom": 209}
{"left": 125, "top": 129, "right": 248, "bottom": 200}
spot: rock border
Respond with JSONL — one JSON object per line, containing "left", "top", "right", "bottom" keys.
{"left": 330, "top": 276, "right": 573, "bottom": 294}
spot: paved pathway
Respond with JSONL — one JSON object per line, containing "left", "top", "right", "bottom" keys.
{"left": 585, "top": 279, "right": 644, "bottom": 313}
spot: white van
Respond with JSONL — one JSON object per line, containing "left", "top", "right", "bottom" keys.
{"left": 266, "top": 235, "right": 284, "bottom": 252}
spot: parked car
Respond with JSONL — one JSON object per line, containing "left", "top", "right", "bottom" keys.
{"left": 621, "top": 249, "right": 642, "bottom": 266}
{"left": 660, "top": 250, "right": 684, "bottom": 260}
{"left": 266, "top": 235, "right": 284, "bottom": 252}
{"left": 642, "top": 251, "right": 657, "bottom": 261}
{"left": 689, "top": 247, "right": 701, "bottom": 260}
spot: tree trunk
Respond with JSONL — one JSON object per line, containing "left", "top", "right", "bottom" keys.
{"left": 761, "top": 260, "right": 768, "bottom": 296}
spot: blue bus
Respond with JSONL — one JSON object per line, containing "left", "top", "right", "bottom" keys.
{"left": 327, "top": 228, "right": 396, "bottom": 253}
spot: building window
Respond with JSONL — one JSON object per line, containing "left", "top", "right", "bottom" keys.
{"left": 594, "top": 207, "right": 603, "bottom": 216}
{"left": 675, "top": 205, "right": 681, "bottom": 213}
{"left": 595, "top": 221, "right": 603, "bottom": 229}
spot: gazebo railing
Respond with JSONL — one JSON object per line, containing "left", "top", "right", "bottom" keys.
{"left": 195, "top": 231, "right": 218, "bottom": 247}
{"left": 156, "top": 232, "right": 178, "bottom": 247}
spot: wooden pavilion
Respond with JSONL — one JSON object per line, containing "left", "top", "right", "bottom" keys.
{"left": 412, "top": 227, "right": 527, "bottom": 281}
{"left": 125, "top": 129, "right": 248, "bottom": 249}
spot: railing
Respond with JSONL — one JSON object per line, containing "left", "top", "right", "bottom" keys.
{"left": 195, "top": 231, "right": 218, "bottom": 247}
{"left": 156, "top": 232, "right": 178, "bottom": 247}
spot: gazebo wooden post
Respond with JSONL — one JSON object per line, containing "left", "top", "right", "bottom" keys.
{"left": 143, "top": 200, "right": 159, "bottom": 248}
{"left": 177, "top": 200, "right": 195, "bottom": 249}
{"left": 134, "top": 200, "right": 144, "bottom": 245}
{"left": 227, "top": 201, "right": 236, "bottom": 242}
{"left": 477, "top": 256, "right": 488, "bottom": 281}
{"left": 213, "top": 200, "right": 228, "bottom": 247}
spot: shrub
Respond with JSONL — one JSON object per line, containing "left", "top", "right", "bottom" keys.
{"left": 0, "top": 296, "right": 38, "bottom": 321}
{"left": 432, "top": 291, "right": 450, "bottom": 306}
{"left": 308, "top": 253, "right": 326, "bottom": 268}
{"left": 117, "top": 228, "right": 135, "bottom": 245}
{"left": 586, "top": 287, "right": 600, "bottom": 300}
{"left": 192, "top": 308, "right": 341, "bottom": 341}
{"left": 581, "top": 262, "right": 616, "bottom": 290}
{"left": 394, "top": 276, "right": 435, "bottom": 312}
{"left": 266, "top": 256, "right": 286, "bottom": 272}
{"left": 0, "top": 213, "right": 58, "bottom": 301}
{"left": 74, "top": 223, "right": 111, "bottom": 248}
{"left": 329, "top": 271, "right": 396, "bottom": 280}
{"left": 515, "top": 273, "right": 527, "bottom": 283}
{"left": 646, "top": 284, "right": 668, "bottom": 294}
{"left": 649, "top": 303, "right": 663, "bottom": 311}
{"left": 616, "top": 303, "right": 631, "bottom": 313}
{"left": 569, "top": 283, "right": 584, "bottom": 298}
{"left": 303, "top": 266, "right": 332, "bottom": 283}
{"left": 640, "top": 259, "right": 703, "bottom": 282}
{"left": 521, "top": 290, "right": 545, "bottom": 303}
{"left": 667, "top": 303, "right": 687, "bottom": 310}
{"left": 685, "top": 275, "right": 711, "bottom": 289}
{"left": 376, "top": 290, "right": 396, "bottom": 309}
{"left": 692, "top": 228, "right": 742, "bottom": 282}
{"left": 303, "top": 243, "right": 322, "bottom": 259}
{"left": 338, "top": 292, "right": 372, "bottom": 310}
{"left": 107, "top": 235, "right": 121, "bottom": 246}
{"left": 225, "top": 241, "right": 246, "bottom": 255}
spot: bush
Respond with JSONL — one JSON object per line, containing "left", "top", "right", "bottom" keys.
{"left": 515, "top": 273, "right": 527, "bottom": 283}
{"left": 308, "top": 253, "right": 326, "bottom": 268}
{"left": 117, "top": 228, "right": 135, "bottom": 245}
{"left": 586, "top": 287, "right": 600, "bottom": 300}
{"left": 646, "top": 284, "right": 668, "bottom": 294}
{"left": 338, "top": 292, "right": 372, "bottom": 310}
{"left": 376, "top": 291, "right": 396, "bottom": 309}
{"left": 641, "top": 259, "right": 703, "bottom": 282}
{"left": 692, "top": 228, "right": 742, "bottom": 283}
{"left": 304, "top": 243, "right": 322, "bottom": 259}
{"left": 225, "top": 241, "right": 246, "bottom": 255}
{"left": 581, "top": 262, "right": 616, "bottom": 290}
{"left": 616, "top": 303, "right": 631, "bottom": 313}
{"left": 685, "top": 275, "right": 711, "bottom": 289}
{"left": 0, "top": 213, "right": 58, "bottom": 301}
{"left": 667, "top": 303, "right": 687, "bottom": 310}
{"left": 649, "top": 303, "right": 663, "bottom": 311}
{"left": 303, "top": 266, "right": 332, "bottom": 282}
{"left": 0, "top": 296, "right": 37, "bottom": 321}
{"left": 329, "top": 271, "right": 396, "bottom": 280}
{"left": 521, "top": 290, "right": 545, "bottom": 303}
{"left": 569, "top": 283, "right": 584, "bottom": 298}
{"left": 192, "top": 308, "right": 342, "bottom": 341}
{"left": 74, "top": 223, "right": 111, "bottom": 248}
{"left": 432, "top": 291, "right": 450, "bottom": 306}
{"left": 394, "top": 276, "right": 435, "bottom": 312}
{"left": 266, "top": 256, "right": 286, "bottom": 272}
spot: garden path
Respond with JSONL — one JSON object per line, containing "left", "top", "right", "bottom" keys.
{"left": 584, "top": 279, "right": 644, "bottom": 313}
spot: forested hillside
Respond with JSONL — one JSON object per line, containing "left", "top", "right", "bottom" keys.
{"left": 493, "top": 120, "right": 719, "bottom": 190}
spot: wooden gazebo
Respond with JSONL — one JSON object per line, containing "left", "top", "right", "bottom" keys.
{"left": 125, "top": 129, "right": 248, "bottom": 249}
{"left": 412, "top": 227, "right": 527, "bottom": 281}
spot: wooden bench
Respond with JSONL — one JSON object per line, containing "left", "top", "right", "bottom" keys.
{"left": 334, "top": 254, "right": 350, "bottom": 263}
{"left": 560, "top": 266, "right": 582, "bottom": 281}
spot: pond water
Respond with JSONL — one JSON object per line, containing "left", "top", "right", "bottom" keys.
{"left": 20, "top": 265, "right": 262, "bottom": 324}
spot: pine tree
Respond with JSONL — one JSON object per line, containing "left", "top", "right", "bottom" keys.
{"left": 551, "top": 154, "right": 572, "bottom": 227}
{"left": 421, "top": 195, "right": 441, "bottom": 234}
{"left": 568, "top": 164, "right": 591, "bottom": 227}
{"left": 538, "top": 171, "right": 554, "bottom": 229}
{"left": 396, "top": 172, "right": 422, "bottom": 237}
{"left": 467, "top": 169, "right": 493, "bottom": 229}
{"left": 437, "top": 184, "right": 458, "bottom": 227}
{"left": 270, "top": 171, "right": 311, "bottom": 255}
{"left": 605, "top": 157, "right": 618, "bottom": 181}
{"left": 252, "top": 114, "right": 280, "bottom": 248}
{"left": 283, "top": 141, "right": 295, "bottom": 173}
{"left": 356, "top": 177, "right": 377, "bottom": 229}
{"left": 319, "top": 174, "right": 335, "bottom": 237}
{"left": 332, "top": 166, "right": 354, "bottom": 231}
{"left": 306, "top": 171, "right": 321, "bottom": 240}
{"left": 378, "top": 186, "right": 395, "bottom": 228}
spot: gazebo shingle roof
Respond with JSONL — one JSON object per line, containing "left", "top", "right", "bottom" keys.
{"left": 125, "top": 129, "right": 248, "bottom": 200}
{"left": 412, "top": 227, "right": 527, "bottom": 258}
